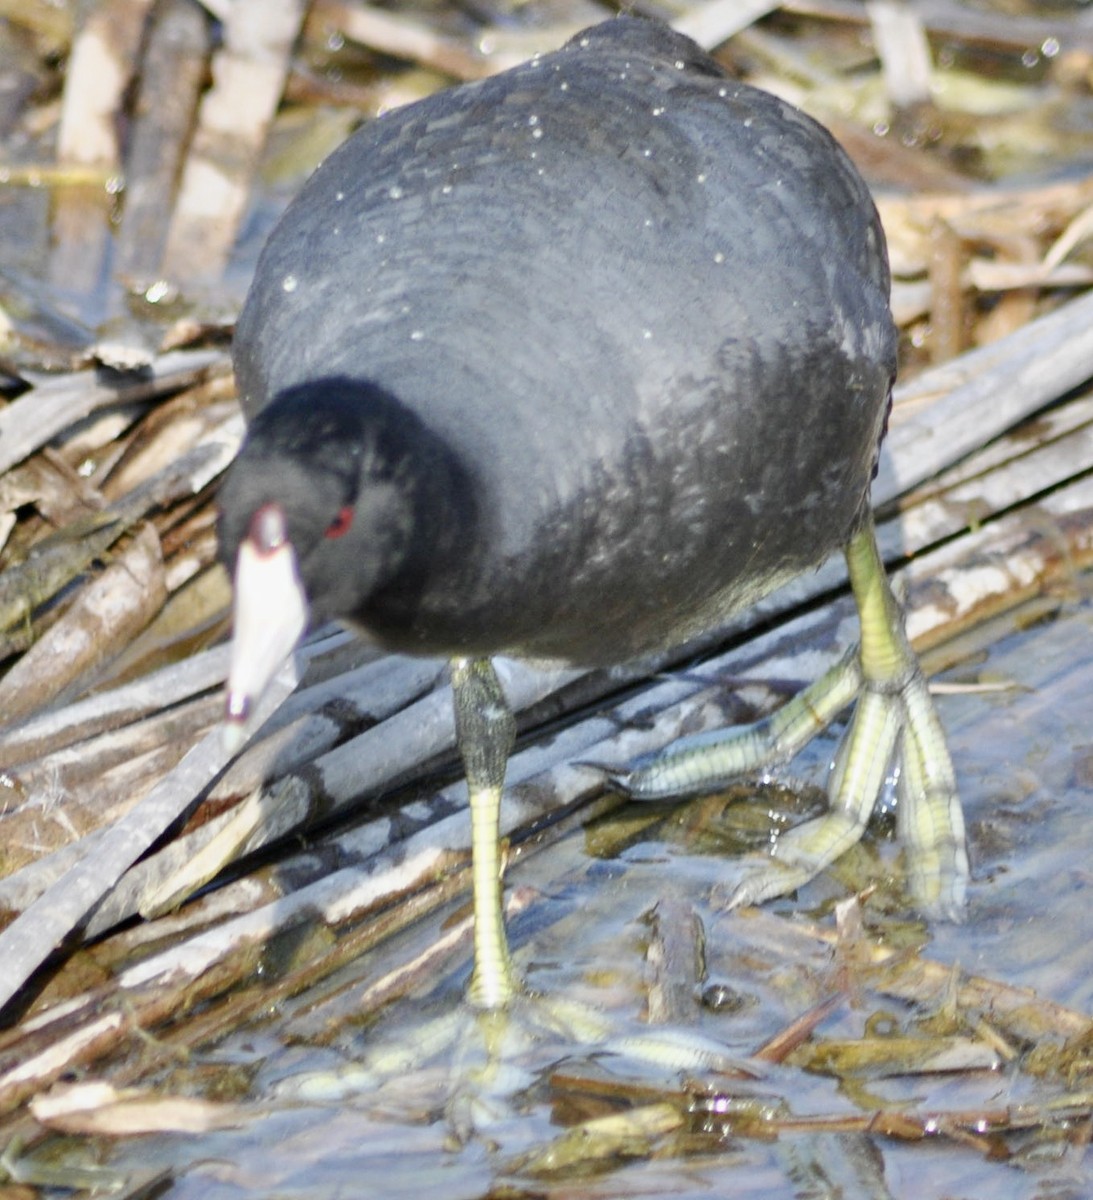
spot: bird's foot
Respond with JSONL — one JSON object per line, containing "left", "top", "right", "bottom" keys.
{"left": 611, "top": 523, "right": 969, "bottom": 921}
{"left": 723, "top": 665, "right": 966, "bottom": 921}
{"left": 274, "top": 987, "right": 750, "bottom": 1139}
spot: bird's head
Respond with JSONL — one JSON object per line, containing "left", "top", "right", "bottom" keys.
{"left": 217, "top": 378, "right": 417, "bottom": 737}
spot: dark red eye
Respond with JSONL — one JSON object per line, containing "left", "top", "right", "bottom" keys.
{"left": 324, "top": 506, "right": 354, "bottom": 539}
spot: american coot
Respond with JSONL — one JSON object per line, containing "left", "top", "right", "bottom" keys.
{"left": 219, "top": 16, "right": 968, "bottom": 1012}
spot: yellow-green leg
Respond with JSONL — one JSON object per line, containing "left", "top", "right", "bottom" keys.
{"left": 450, "top": 656, "right": 521, "bottom": 1009}
{"left": 840, "top": 515, "right": 966, "bottom": 919}
{"left": 616, "top": 515, "right": 968, "bottom": 919}
{"left": 615, "top": 644, "right": 863, "bottom": 799}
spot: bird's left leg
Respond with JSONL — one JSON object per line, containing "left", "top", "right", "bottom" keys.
{"left": 615, "top": 515, "right": 968, "bottom": 918}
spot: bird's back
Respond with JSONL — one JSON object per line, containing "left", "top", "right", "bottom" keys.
{"left": 233, "top": 17, "right": 896, "bottom": 664}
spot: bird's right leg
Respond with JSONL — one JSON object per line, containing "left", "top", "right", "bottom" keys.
{"left": 450, "top": 656, "right": 521, "bottom": 1010}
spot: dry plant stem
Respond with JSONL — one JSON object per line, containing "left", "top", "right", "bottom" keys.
{"left": 159, "top": 0, "right": 308, "bottom": 285}
{"left": 87, "top": 679, "right": 680, "bottom": 944}
{"left": 774, "top": 1100, "right": 1093, "bottom": 1142}
{"left": 102, "top": 395, "right": 241, "bottom": 503}
{"left": 56, "top": 0, "right": 148, "bottom": 167}
{"left": 0, "top": 515, "right": 127, "bottom": 641}
{"left": 737, "top": 909, "right": 1092, "bottom": 1044}
{"left": 129, "top": 868, "right": 484, "bottom": 1071}
{"left": 900, "top": 386, "right": 1093, "bottom": 503}
{"left": 0, "top": 661, "right": 297, "bottom": 1017}
{"left": 113, "top": 0, "right": 210, "bottom": 290}
{"left": 0, "top": 695, "right": 221, "bottom": 883}
{"left": 0, "top": 646, "right": 232, "bottom": 767}
{"left": 893, "top": 411, "right": 1093, "bottom": 572}
{"left": 881, "top": 175, "right": 1093, "bottom": 269}
{"left": 672, "top": 1, "right": 782, "bottom": 50}
{"left": 0, "top": 628, "right": 355, "bottom": 772}
{"left": 928, "top": 216, "right": 966, "bottom": 362}
{"left": 0, "top": 792, "right": 624, "bottom": 1117}
{"left": 49, "top": 0, "right": 154, "bottom": 303}
{"left": 784, "top": 0, "right": 1093, "bottom": 54}
{"left": 753, "top": 993, "right": 847, "bottom": 1063}
{"left": 0, "top": 420, "right": 242, "bottom": 724}
{"left": 0, "top": 646, "right": 418, "bottom": 912}
{"left": 0, "top": 523, "right": 167, "bottom": 724}
{"left": 867, "top": 0, "right": 932, "bottom": 109}
{"left": 312, "top": 0, "right": 541, "bottom": 80}
{"left": 878, "top": 287, "right": 1093, "bottom": 501}
{"left": 644, "top": 892, "right": 706, "bottom": 1026}
{"left": 0, "top": 349, "right": 229, "bottom": 475}
{"left": 0, "top": 415, "right": 239, "bottom": 649}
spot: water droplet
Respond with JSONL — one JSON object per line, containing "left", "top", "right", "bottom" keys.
{"left": 642, "top": 329, "right": 653, "bottom": 340}
{"left": 410, "top": 330, "right": 424, "bottom": 341}
{"left": 376, "top": 233, "right": 385, "bottom": 244}
{"left": 743, "top": 117, "right": 752, "bottom": 128}
{"left": 388, "top": 184, "right": 403, "bottom": 199}
{"left": 718, "top": 87, "right": 727, "bottom": 98}
{"left": 643, "top": 148, "right": 652, "bottom": 158}
{"left": 652, "top": 105, "right": 665, "bottom": 116}
{"left": 1042, "top": 36, "right": 1060, "bottom": 58}
{"left": 532, "top": 127, "right": 543, "bottom": 140}
{"left": 282, "top": 274, "right": 298, "bottom": 293}
{"left": 144, "top": 279, "right": 172, "bottom": 303}
{"left": 579, "top": 36, "right": 590, "bottom": 47}
{"left": 527, "top": 114, "right": 539, "bottom": 127}
{"left": 559, "top": 80, "right": 569, "bottom": 91}
{"left": 696, "top": 172, "right": 707, "bottom": 183}
{"left": 674, "top": 59, "right": 685, "bottom": 70}
{"left": 713, "top": 251, "right": 724, "bottom": 264}
{"left": 441, "top": 184, "right": 452, "bottom": 194}
{"left": 335, "top": 190, "right": 345, "bottom": 202}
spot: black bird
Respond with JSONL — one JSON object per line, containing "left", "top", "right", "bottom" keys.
{"left": 218, "top": 16, "right": 968, "bottom": 1011}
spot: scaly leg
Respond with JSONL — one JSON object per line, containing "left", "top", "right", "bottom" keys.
{"left": 616, "top": 515, "right": 968, "bottom": 918}
{"left": 450, "top": 656, "right": 520, "bottom": 1009}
